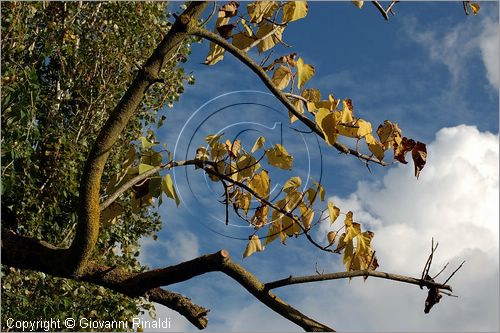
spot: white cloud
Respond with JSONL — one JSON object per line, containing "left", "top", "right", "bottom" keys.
{"left": 479, "top": 16, "right": 500, "bottom": 89}
{"left": 405, "top": 13, "right": 499, "bottom": 89}
{"left": 319, "top": 125, "right": 499, "bottom": 330}
{"left": 140, "top": 230, "right": 200, "bottom": 268}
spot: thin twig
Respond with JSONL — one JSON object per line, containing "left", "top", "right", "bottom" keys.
{"left": 442, "top": 261, "right": 465, "bottom": 286}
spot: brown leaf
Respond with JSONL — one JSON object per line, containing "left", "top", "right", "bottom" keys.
{"left": 218, "top": 1, "right": 239, "bottom": 18}
{"left": 412, "top": 141, "right": 427, "bottom": 179}
{"left": 217, "top": 24, "right": 236, "bottom": 39}
{"left": 394, "top": 137, "right": 416, "bottom": 164}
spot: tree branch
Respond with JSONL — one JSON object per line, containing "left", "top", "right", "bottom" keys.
{"left": 100, "top": 159, "right": 199, "bottom": 211}
{"left": 264, "top": 270, "right": 453, "bottom": 291}
{"left": 86, "top": 249, "right": 335, "bottom": 332}
{"left": 189, "top": 26, "right": 387, "bottom": 166}
{"left": 69, "top": 2, "right": 210, "bottom": 275}
{"left": 1, "top": 229, "right": 209, "bottom": 329}
{"left": 371, "top": 1, "right": 389, "bottom": 20}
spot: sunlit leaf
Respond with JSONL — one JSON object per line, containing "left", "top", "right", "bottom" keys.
{"left": 337, "top": 119, "right": 372, "bottom": 138}
{"left": 247, "top": 1, "right": 278, "bottom": 23}
{"left": 251, "top": 136, "right": 266, "bottom": 153}
{"left": 100, "top": 202, "right": 122, "bottom": 227}
{"left": 364, "top": 133, "right": 385, "bottom": 162}
{"left": 315, "top": 108, "right": 339, "bottom": 145}
{"left": 256, "top": 22, "right": 283, "bottom": 53}
{"left": 352, "top": 1, "right": 364, "bottom": 9}
{"left": 469, "top": 2, "right": 480, "bottom": 15}
{"left": 218, "top": 1, "right": 239, "bottom": 18}
{"left": 282, "top": 1, "right": 308, "bottom": 23}
{"left": 301, "top": 88, "right": 321, "bottom": 102}
{"left": 299, "top": 205, "right": 314, "bottom": 229}
{"left": 248, "top": 170, "right": 270, "bottom": 200}
{"left": 140, "top": 137, "right": 156, "bottom": 150}
{"left": 328, "top": 202, "right": 340, "bottom": 224}
{"left": 297, "top": 57, "right": 315, "bottom": 89}
{"left": 162, "top": 174, "right": 180, "bottom": 206}
{"left": 138, "top": 163, "right": 155, "bottom": 174}
{"left": 283, "top": 176, "right": 302, "bottom": 193}
{"left": 266, "top": 144, "right": 293, "bottom": 170}
{"left": 272, "top": 66, "right": 292, "bottom": 90}
{"left": 243, "top": 235, "right": 265, "bottom": 258}
{"left": 327, "top": 231, "right": 337, "bottom": 245}
{"left": 310, "top": 178, "right": 325, "bottom": 201}
{"left": 251, "top": 205, "right": 269, "bottom": 229}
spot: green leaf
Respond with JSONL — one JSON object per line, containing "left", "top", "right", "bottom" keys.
{"left": 138, "top": 163, "right": 155, "bottom": 174}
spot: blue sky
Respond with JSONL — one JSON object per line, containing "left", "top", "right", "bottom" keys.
{"left": 139, "top": 2, "right": 499, "bottom": 331}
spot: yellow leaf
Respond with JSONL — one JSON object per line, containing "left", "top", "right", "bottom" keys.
{"left": 289, "top": 98, "right": 304, "bottom": 123}
{"left": 285, "top": 190, "right": 303, "bottom": 211}
{"left": 204, "top": 17, "right": 230, "bottom": 65}
{"left": 327, "top": 202, "right": 340, "bottom": 224}
{"left": 305, "top": 188, "right": 318, "bottom": 205}
{"left": 282, "top": 1, "right": 308, "bottom": 22}
{"left": 204, "top": 43, "right": 225, "bottom": 65}
{"left": 236, "top": 154, "right": 260, "bottom": 178}
{"left": 243, "top": 235, "right": 265, "bottom": 258}
{"left": 100, "top": 202, "right": 122, "bottom": 227}
{"left": 352, "top": 1, "right": 364, "bottom": 9}
{"left": 162, "top": 174, "right": 180, "bottom": 206}
{"left": 251, "top": 205, "right": 269, "bottom": 229}
{"left": 364, "top": 133, "right": 385, "bottom": 162}
{"left": 218, "top": 1, "right": 239, "bottom": 18}
{"left": 232, "top": 32, "right": 255, "bottom": 50}
{"left": 356, "top": 231, "right": 374, "bottom": 256}
{"left": 266, "top": 144, "right": 293, "bottom": 170}
{"left": 195, "top": 147, "right": 210, "bottom": 161}
{"left": 340, "top": 99, "right": 354, "bottom": 123}
{"left": 301, "top": 88, "right": 321, "bottom": 102}
{"left": 234, "top": 191, "right": 252, "bottom": 215}
{"left": 251, "top": 136, "right": 266, "bottom": 153}
{"left": 377, "top": 120, "right": 402, "bottom": 150}
{"left": 315, "top": 108, "right": 339, "bottom": 145}
{"left": 299, "top": 205, "right": 314, "bottom": 230}
{"left": 310, "top": 178, "right": 325, "bottom": 201}
{"left": 256, "top": 23, "right": 283, "bottom": 53}
{"left": 343, "top": 238, "right": 354, "bottom": 268}
{"left": 206, "top": 133, "right": 224, "bottom": 146}
{"left": 335, "top": 232, "right": 347, "bottom": 252}
{"left": 264, "top": 219, "right": 284, "bottom": 246}
{"left": 344, "top": 211, "right": 354, "bottom": 227}
{"left": 240, "top": 18, "right": 253, "bottom": 36}
{"left": 248, "top": 170, "right": 270, "bottom": 200}
{"left": 272, "top": 66, "right": 292, "bottom": 90}
{"left": 327, "top": 231, "right": 337, "bottom": 245}
{"left": 283, "top": 176, "right": 302, "bottom": 193}
{"left": 247, "top": 1, "right": 278, "bottom": 23}
{"left": 282, "top": 215, "right": 301, "bottom": 237}
{"left": 344, "top": 222, "right": 361, "bottom": 244}
{"left": 297, "top": 57, "right": 315, "bottom": 89}
{"left": 337, "top": 119, "right": 372, "bottom": 138}
{"left": 469, "top": 2, "right": 480, "bottom": 15}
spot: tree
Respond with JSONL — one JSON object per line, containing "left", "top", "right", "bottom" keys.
{"left": 1, "top": 1, "right": 477, "bottom": 331}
